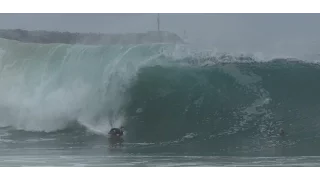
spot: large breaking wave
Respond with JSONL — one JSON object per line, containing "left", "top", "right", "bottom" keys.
{"left": 1, "top": 38, "right": 320, "bottom": 156}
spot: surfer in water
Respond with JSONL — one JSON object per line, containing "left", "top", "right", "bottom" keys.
{"left": 108, "top": 126, "right": 125, "bottom": 148}
{"left": 279, "top": 128, "right": 285, "bottom": 137}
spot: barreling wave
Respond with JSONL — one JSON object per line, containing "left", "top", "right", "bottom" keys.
{"left": 1, "top": 38, "right": 320, "bottom": 156}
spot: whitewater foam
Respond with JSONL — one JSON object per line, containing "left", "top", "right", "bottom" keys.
{"left": 0, "top": 39, "right": 172, "bottom": 133}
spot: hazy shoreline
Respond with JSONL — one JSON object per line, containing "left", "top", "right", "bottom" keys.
{"left": 0, "top": 29, "right": 184, "bottom": 45}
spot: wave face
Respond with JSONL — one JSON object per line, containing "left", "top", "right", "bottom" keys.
{"left": 1, "top": 38, "right": 320, "bottom": 156}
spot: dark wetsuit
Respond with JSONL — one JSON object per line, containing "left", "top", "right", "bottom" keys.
{"left": 108, "top": 128, "right": 124, "bottom": 136}
{"left": 108, "top": 128, "right": 124, "bottom": 147}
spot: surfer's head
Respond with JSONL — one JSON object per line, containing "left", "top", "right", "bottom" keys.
{"left": 120, "top": 126, "right": 125, "bottom": 131}
{"left": 279, "top": 128, "right": 285, "bottom": 136}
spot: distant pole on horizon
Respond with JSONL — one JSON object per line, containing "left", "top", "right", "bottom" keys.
{"left": 157, "top": 13, "right": 160, "bottom": 31}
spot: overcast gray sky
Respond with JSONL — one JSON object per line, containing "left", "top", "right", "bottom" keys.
{"left": 1, "top": 13, "right": 320, "bottom": 58}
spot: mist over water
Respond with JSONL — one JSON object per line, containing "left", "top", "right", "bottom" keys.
{"left": 0, "top": 40, "right": 164, "bottom": 133}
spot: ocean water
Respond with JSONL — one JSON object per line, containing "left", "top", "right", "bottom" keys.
{"left": 1, "top": 38, "right": 320, "bottom": 166}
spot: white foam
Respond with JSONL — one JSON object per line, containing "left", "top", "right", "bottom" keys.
{"left": 0, "top": 40, "right": 165, "bottom": 133}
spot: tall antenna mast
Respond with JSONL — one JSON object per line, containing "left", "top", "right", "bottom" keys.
{"left": 157, "top": 13, "right": 160, "bottom": 31}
